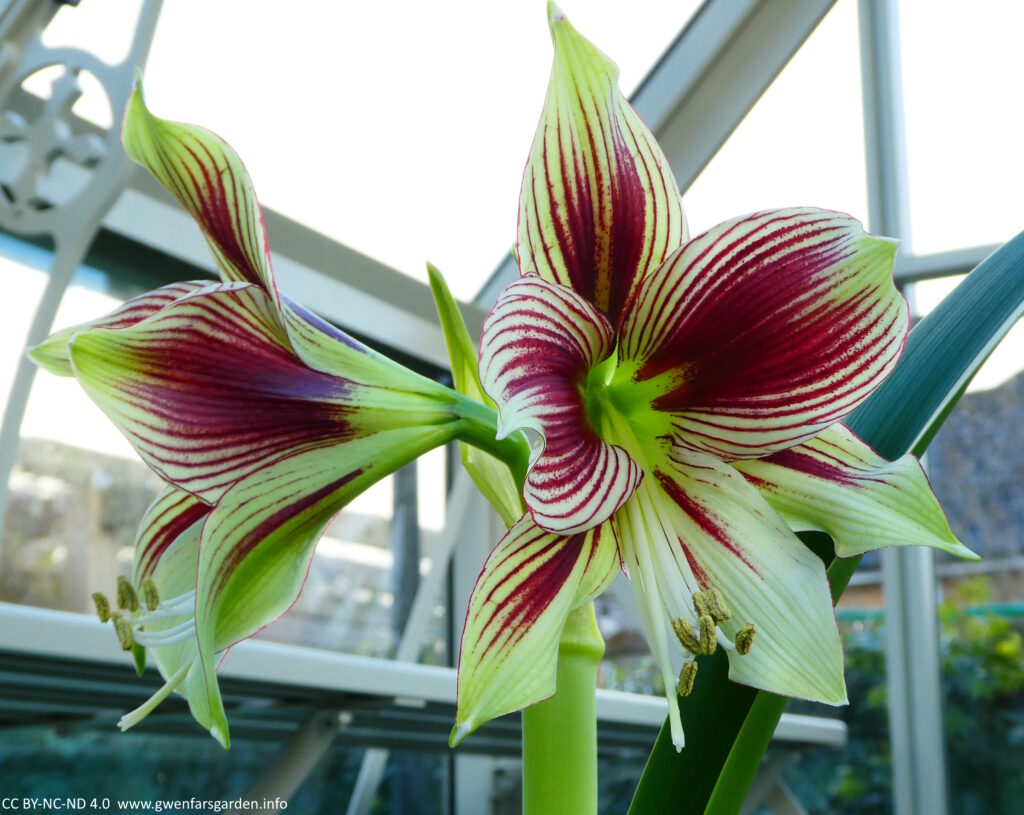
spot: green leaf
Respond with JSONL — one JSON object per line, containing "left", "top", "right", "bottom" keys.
{"left": 427, "top": 262, "right": 524, "bottom": 527}
{"left": 628, "top": 231, "right": 1024, "bottom": 815}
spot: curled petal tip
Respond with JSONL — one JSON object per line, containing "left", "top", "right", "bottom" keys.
{"left": 547, "top": 0, "right": 567, "bottom": 27}
{"left": 211, "top": 724, "right": 230, "bottom": 750}
{"left": 449, "top": 721, "right": 472, "bottom": 748}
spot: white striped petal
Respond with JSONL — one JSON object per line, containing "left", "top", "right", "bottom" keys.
{"left": 122, "top": 80, "right": 278, "bottom": 302}
{"left": 193, "top": 427, "right": 457, "bottom": 745}
{"left": 480, "top": 276, "right": 641, "bottom": 534}
{"left": 452, "top": 514, "right": 619, "bottom": 745}
{"left": 67, "top": 284, "right": 455, "bottom": 503}
{"left": 518, "top": 3, "right": 686, "bottom": 327}
{"left": 29, "top": 282, "right": 207, "bottom": 377}
{"left": 617, "top": 448, "right": 847, "bottom": 749}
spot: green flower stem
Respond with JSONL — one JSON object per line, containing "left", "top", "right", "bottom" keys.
{"left": 452, "top": 395, "right": 531, "bottom": 491}
{"left": 522, "top": 602, "right": 604, "bottom": 815}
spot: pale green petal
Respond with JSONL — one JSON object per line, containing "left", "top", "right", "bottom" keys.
{"left": 733, "top": 424, "right": 977, "bottom": 560}
{"left": 452, "top": 515, "right": 618, "bottom": 745}
{"left": 519, "top": 2, "right": 686, "bottom": 327}
{"left": 28, "top": 282, "right": 206, "bottom": 376}
{"left": 193, "top": 426, "right": 458, "bottom": 746}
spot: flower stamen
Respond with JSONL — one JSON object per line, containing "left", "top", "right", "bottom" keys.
{"left": 111, "top": 613, "right": 134, "bottom": 651}
{"left": 694, "top": 588, "right": 731, "bottom": 624}
{"left": 118, "top": 661, "right": 191, "bottom": 732}
{"left": 141, "top": 578, "right": 160, "bottom": 611}
{"left": 735, "top": 624, "right": 757, "bottom": 655}
{"left": 670, "top": 616, "right": 701, "bottom": 655}
{"left": 698, "top": 614, "right": 717, "bottom": 656}
{"left": 677, "top": 660, "right": 698, "bottom": 697}
{"left": 92, "top": 592, "right": 111, "bottom": 623}
{"left": 132, "top": 619, "right": 196, "bottom": 648}
{"left": 116, "top": 576, "right": 139, "bottom": 612}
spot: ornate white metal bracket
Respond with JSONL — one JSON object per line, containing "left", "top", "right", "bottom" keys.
{"left": 0, "top": 0, "right": 163, "bottom": 553}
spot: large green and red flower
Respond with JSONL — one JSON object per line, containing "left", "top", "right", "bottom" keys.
{"left": 450, "top": 4, "right": 975, "bottom": 750}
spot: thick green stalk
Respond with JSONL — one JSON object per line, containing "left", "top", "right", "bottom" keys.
{"left": 522, "top": 603, "right": 604, "bottom": 815}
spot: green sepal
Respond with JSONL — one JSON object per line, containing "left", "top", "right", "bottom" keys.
{"left": 427, "top": 262, "right": 524, "bottom": 526}
{"left": 131, "top": 642, "right": 147, "bottom": 677}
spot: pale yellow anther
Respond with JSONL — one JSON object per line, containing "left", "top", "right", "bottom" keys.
{"left": 699, "top": 613, "right": 717, "bottom": 655}
{"left": 92, "top": 592, "right": 111, "bottom": 623}
{"left": 705, "top": 588, "right": 731, "bottom": 623}
{"left": 671, "top": 616, "right": 701, "bottom": 655}
{"left": 735, "top": 624, "right": 756, "bottom": 655}
{"left": 116, "top": 576, "right": 139, "bottom": 613}
{"left": 677, "top": 660, "right": 698, "bottom": 697}
{"left": 141, "top": 578, "right": 160, "bottom": 612}
{"left": 111, "top": 613, "right": 134, "bottom": 651}
{"left": 693, "top": 587, "right": 731, "bottom": 624}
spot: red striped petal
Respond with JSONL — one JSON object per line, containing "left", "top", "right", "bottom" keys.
{"left": 192, "top": 426, "right": 456, "bottom": 745}
{"left": 618, "top": 209, "right": 908, "bottom": 460}
{"left": 517, "top": 4, "right": 686, "bottom": 328}
{"left": 452, "top": 513, "right": 618, "bottom": 744}
{"left": 480, "top": 276, "right": 641, "bottom": 534}
{"left": 29, "top": 281, "right": 207, "bottom": 376}
{"left": 617, "top": 448, "right": 846, "bottom": 748}
{"left": 122, "top": 81, "right": 278, "bottom": 302}
{"left": 734, "top": 424, "right": 976, "bottom": 559}
{"left": 67, "top": 284, "right": 373, "bottom": 502}
{"left": 132, "top": 485, "right": 211, "bottom": 584}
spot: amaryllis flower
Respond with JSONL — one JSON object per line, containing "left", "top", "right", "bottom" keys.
{"left": 451, "top": 4, "right": 977, "bottom": 750}
{"left": 31, "top": 84, "right": 474, "bottom": 746}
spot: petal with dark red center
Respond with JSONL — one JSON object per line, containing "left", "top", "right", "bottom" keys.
{"left": 734, "top": 424, "right": 977, "bottom": 559}
{"left": 191, "top": 427, "right": 456, "bottom": 746}
{"left": 480, "top": 276, "right": 641, "bottom": 534}
{"left": 617, "top": 448, "right": 846, "bottom": 749}
{"left": 67, "top": 284, "right": 455, "bottom": 503}
{"left": 517, "top": 4, "right": 686, "bottom": 327}
{"left": 617, "top": 209, "right": 908, "bottom": 460}
{"left": 122, "top": 80, "right": 278, "bottom": 301}
{"left": 29, "top": 281, "right": 208, "bottom": 376}
{"left": 452, "top": 513, "right": 618, "bottom": 745}
{"left": 132, "top": 485, "right": 211, "bottom": 584}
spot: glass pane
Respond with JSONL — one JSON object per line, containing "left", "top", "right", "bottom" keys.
{"left": 683, "top": 0, "right": 868, "bottom": 236}
{"left": 141, "top": 1, "right": 702, "bottom": 300}
{"left": 910, "top": 276, "right": 1024, "bottom": 814}
{"left": 900, "top": 1, "right": 1024, "bottom": 254}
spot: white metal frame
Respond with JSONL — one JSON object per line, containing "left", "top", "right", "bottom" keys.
{"left": 0, "top": 601, "right": 846, "bottom": 750}
{"left": 858, "top": 2, "right": 951, "bottom": 814}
